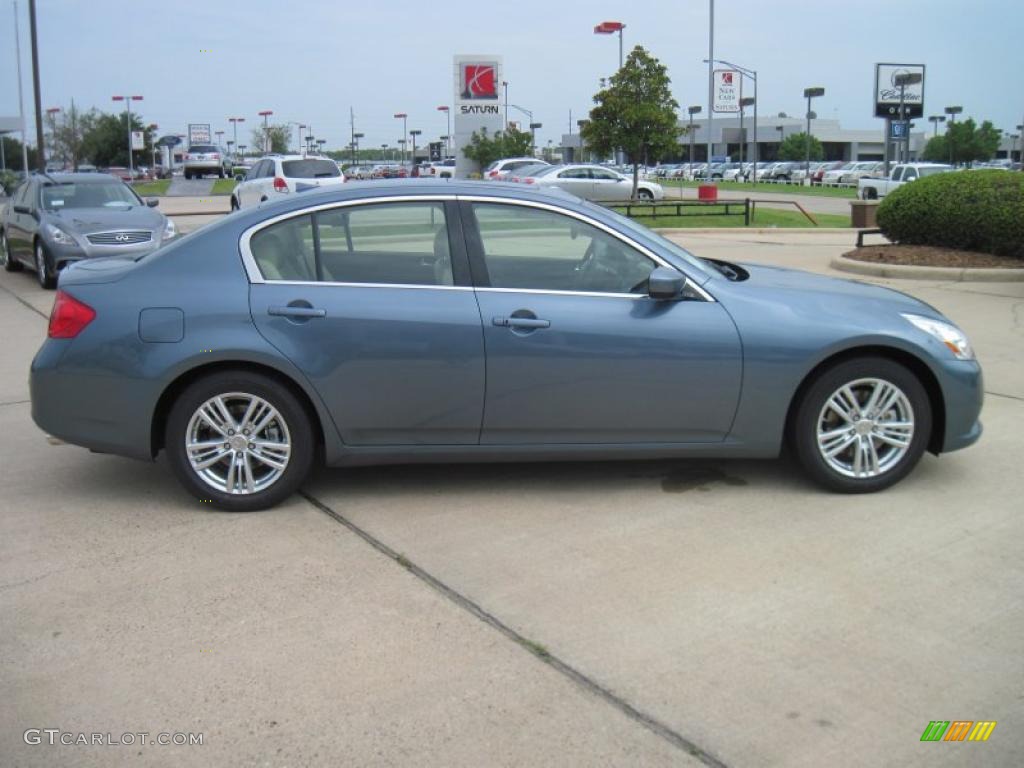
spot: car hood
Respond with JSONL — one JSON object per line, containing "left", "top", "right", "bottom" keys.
{"left": 736, "top": 262, "right": 938, "bottom": 316}
{"left": 47, "top": 206, "right": 163, "bottom": 234}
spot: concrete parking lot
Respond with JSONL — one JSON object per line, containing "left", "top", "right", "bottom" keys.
{"left": 1, "top": 229, "right": 1021, "bottom": 767}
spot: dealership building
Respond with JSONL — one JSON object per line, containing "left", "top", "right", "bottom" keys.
{"left": 561, "top": 115, "right": 931, "bottom": 164}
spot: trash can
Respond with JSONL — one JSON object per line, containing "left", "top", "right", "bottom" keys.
{"left": 850, "top": 200, "right": 879, "bottom": 228}
{"left": 697, "top": 184, "right": 718, "bottom": 202}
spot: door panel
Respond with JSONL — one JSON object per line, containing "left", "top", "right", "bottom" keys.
{"left": 247, "top": 201, "right": 485, "bottom": 446}
{"left": 463, "top": 201, "right": 742, "bottom": 445}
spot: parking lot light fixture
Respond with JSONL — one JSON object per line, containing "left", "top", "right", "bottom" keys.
{"left": 687, "top": 105, "right": 702, "bottom": 178}
{"left": 576, "top": 119, "right": 590, "bottom": 162}
{"left": 528, "top": 122, "right": 542, "bottom": 156}
{"left": 928, "top": 115, "right": 946, "bottom": 136}
{"left": 802, "top": 87, "right": 825, "bottom": 180}
{"left": 738, "top": 97, "right": 755, "bottom": 167}
{"left": 409, "top": 129, "right": 422, "bottom": 169}
{"left": 437, "top": 106, "right": 451, "bottom": 158}
{"left": 112, "top": 94, "right": 143, "bottom": 178}
{"left": 944, "top": 106, "right": 963, "bottom": 166}
{"left": 257, "top": 110, "right": 273, "bottom": 153}
{"left": 393, "top": 113, "right": 408, "bottom": 165}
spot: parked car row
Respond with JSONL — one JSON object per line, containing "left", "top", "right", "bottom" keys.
{"left": 503, "top": 163, "right": 665, "bottom": 202}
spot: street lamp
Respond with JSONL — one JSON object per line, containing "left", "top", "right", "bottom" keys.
{"left": 258, "top": 110, "right": 273, "bottom": 153}
{"left": 111, "top": 94, "right": 143, "bottom": 178}
{"left": 687, "top": 105, "right": 702, "bottom": 178}
{"left": 215, "top": 130, "right": 224, "bottom": 149}
{"left": 393, "top": 112, "right": 408, "bottom": 165}
{"left": 594, "top": 19, "right": 626, "bottom": 166}
{"left": 353, "top": 132, "right": 364, "bottom": 165}
{"left": 739, "top": 96, "right": 755, "bottom": 169}
{"left": 576, "top": 119, "right": 589, "bottom": 162}
{"left": 528, "top": 122, "right": 542, "bottom": 156}
{"left": 437, "top": 106, "right": 450, "bottom": 158}
{"left": 317, "top": 139, "right": 326, "bottom": 154}
{"left": 802, "top": 86, "right": 825, "bottom": 180}
{"left": 409, "top": 129, "right": 422, "bottom": 170}
{"left": 928, "top": 115, "right": 946, "bottom": 137}
{"left": 776, "top": 124, "right": 785, "bottom": 158}
{"left": 381, "top": 144, "right": 388, "bottom": 162}
{"left": 892, "top": 73, "right": 920, "bottom": 163}
{"left": 502, "top": 81, "right": 509, "bottom": 131}
{"left": 228, "top": 117, "right": 245, "bottom": 160}
{"left": 945, "top": 105, "right": 962, "bottom": 165}
{"left": 705, "top": 58, "right": 759, "bottom": 182}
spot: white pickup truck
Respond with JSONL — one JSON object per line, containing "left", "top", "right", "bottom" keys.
{"left": 858, "top": 163, "right": 954, "bottom": 199}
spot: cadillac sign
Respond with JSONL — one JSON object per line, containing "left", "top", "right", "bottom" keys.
{"left": 874, "top": 63, "right": 925, "bottom": 119}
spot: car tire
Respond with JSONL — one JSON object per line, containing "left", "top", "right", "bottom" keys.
{"left": 218, "top": 169, "right": 225, "bottom": 179}
{"left": 1, "top": 230, "right": 23, "bottom": 272}
{"left": 637, "top": 189, "right": 654, "bottom": 201}
{"left": 230, "top": 196, "right": 239, "bottom": 212}
{"left": 34, "top": 241, "right": 56, "bottom": 290}
{"left": 792, "top": 357, "right": 932, "bottom": 493}
{"left": 165, "top": 371, "right": 316, "bottom": 512}
{"left": 862, "top": 188, "right": 878, "bottom": 200}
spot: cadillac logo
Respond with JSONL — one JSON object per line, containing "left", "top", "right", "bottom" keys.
{"left": 461, "top": 63, "right": 497, "bottom": 100}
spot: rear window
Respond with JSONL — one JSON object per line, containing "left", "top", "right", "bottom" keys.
{"left": 281, "top": 159, "right": 342, "bottom": 179}
{"left": 189, "top": 145, "right": 217, "bottom": 153}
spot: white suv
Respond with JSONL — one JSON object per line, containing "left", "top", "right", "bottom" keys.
{"left": 230, "top": 155, "right": 346, "bottom": 210}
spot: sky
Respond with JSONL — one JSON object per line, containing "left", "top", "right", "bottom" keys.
{"left": 3, "top": 0, "right": 1023, "bottom": 154}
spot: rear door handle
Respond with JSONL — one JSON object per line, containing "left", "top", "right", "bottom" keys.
{"left": 269, "top": 305, "right": 326, "bottom": 318}
{"left": 492, "top": 315, "right": 550, "bottom": 329}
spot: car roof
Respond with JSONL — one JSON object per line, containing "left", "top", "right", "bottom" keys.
{"left": 35, "top": 172, "right": 123, "bottom": 184}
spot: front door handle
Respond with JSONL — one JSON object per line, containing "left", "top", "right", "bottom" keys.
{"left": 269, "top": 305, "right": 326, "bottom": 318}
{"left": 492, "top": 315, "right": 550, "bottom": 330}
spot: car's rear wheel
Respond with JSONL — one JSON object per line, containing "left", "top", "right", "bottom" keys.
{"left": 1, "top": 231, "right": 22, "bottom": 272}
{"left": 862, "top": 188, "right": 878, "bottom": 200}
{"left": 166, "top": 372, "right": 315, "bottom": 511}
{"left": 637, "top": 188, "right": 654, "bottom": 201}
{"left": 792, "top": 357, "right": 931, "bottom": 493}
{"left": 230, "top": 195, "right": 239, "bottom": 211}
{"left": 35, "top": 241, "right": 55, "bottom": 289}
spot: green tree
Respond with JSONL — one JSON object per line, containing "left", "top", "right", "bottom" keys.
{"left": 44, "top": 102, "right": 97, "bottom": 169}
{"left": 79, "top": 110, "right": 152, "bottom": 168}
{"left": 920, "top": 134, "right": 948, "bottom": 163}
{"left": 942, "top": 118, "right": 1001, "bottom": 166}
{"left": 1, "top": 135, "right": 39, "bottom": 176}
{"left": 461, "top": 126, "right": 534, "bottom": 170}
{"left": 778, "top": 132, "right": 823, "bottom": 162}
{"left": 581, "top": 45, "right": 679, "bottom": 197}
{"left": 251, "top": 124, "right": 292, "bottom": 154}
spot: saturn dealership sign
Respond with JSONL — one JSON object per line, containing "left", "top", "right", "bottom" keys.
{"left": 453, "top": 55, "right": 504, "bottom": 176}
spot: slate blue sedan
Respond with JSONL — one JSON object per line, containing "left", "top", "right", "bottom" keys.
{"left": 30, "top": 181, "right": 982, "bottom": 510}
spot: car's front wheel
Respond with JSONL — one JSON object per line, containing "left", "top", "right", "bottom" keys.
{"left": 165, "top": 372, "right": 316, "bottom": 511}
{"left": 636, "top": 188, "right": 654, "bottom": 201}
{"left": 792, "top": 357, "right": 931, "bottom": 493}
{"left": 1, "top": 230, "right": 22, "bottom": 272}
{"left": 35, "top": 241, "right": 55, "bottom": 289}
{"left": 230, "top": 195, "right": 239, "bottom": 211}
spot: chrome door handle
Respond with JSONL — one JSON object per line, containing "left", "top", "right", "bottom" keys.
{"left": 492, "top": 315, "right": 550, "bottom": 329}
{"left": 269, "top": 305, "right": 326, "bottom": 318}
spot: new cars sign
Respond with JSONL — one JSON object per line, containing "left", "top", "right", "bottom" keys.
{"left": 713, "top": 70, "right": 741, "bottom": 113}
{"left": 187, "top": 123, "right": 212, "bottom": 145}
{"left": 453, "top": 55, "right": 504, "bottom": 178}
{"left": 874, "top": 63, "right": 925, "bottom": 119}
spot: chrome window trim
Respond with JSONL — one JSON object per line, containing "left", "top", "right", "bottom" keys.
{"left": 237, "top": 192, "right": 715, "bottom": 302}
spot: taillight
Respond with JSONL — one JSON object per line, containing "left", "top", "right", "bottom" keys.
{"left": 273, "top": 177, "right": 288, "bottom": 192}
{"left": 524, "top": 178, "right": 535, "bottom": 184}
{"left": 48, "top": 290, "right": 96, "bottom": 339}
{"left": 211, "top": 153, "right": 219, "bottom": 160}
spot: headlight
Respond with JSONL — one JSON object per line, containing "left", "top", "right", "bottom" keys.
{"left": 902, "top": 313, "right": 974, "bottom": 360}
{"left": 45, "top": 223, "right": 75, "bottom": 246}
{"left": 162, "top": 218, "right": 177, "bottom": 241}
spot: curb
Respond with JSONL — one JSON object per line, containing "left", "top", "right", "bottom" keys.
{"left": 829, "top": 255, "right": 1024, "bottom": 282}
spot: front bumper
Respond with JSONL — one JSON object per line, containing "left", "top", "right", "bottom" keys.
{"left": 48, "top": 237, "right": 162, "bottom": 269}
{"left": 937, "top": 359, "right": 984, "bottom": 454}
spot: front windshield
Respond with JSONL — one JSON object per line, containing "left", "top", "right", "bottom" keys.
{"left": 40, "top": 181, "right": 142, "bottom": 210}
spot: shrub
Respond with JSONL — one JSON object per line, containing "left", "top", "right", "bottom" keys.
{"left": 877, "top": 170, "right": 1024, "bottom": 259}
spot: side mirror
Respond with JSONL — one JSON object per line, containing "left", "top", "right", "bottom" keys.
{"left": 647, "top": 266, "right": 685, "bottom": 300}
{"left": 234, "top": 174, "right": 244, "bottom": 182}
{"left": 145, "top": 198, "right": 159, "bottom": 207}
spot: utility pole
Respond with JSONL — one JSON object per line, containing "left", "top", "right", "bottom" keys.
{"left": 13, "top": 0, "right": 31, "bottom": 173}
{"left": 29, "top": 0, "right": 45, "bottom": 170}
{"left": 706, "top": 0, "right": 714, "bottom": 169}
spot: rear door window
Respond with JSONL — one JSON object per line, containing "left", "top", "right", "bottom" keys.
{"left": 281, "top": 159, "right": 341, "bottom": 179}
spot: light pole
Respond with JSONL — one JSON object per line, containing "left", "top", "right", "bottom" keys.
{"left": 776, "top": 124, "right": 784, "bottom": 161}
{"left": 528, "top": 122, "right": 542, "bottom": 156}
{"left": 409, "top": 129, "right": 421, "bottom": 170}
{"left": 928, "top": 115, "right": 946, "bottom": 137}
{"left": 893, "top": 73, "right": 920, "bottom": 163}
{"left": 215, "top": 130, "right": 224, "bottom": 149}
{"left": 258, "top": 110, "right": 273, "bottom": 153}
{"left": 706, "top": 58, "right": 758, "bottom": 182}
{"left": 594, "top": 20, "right": 626, "bottom": 164}
{"left": 576, "top": 119, "right": 589, "bottom": 162}
{"left": 502, "top": 81, "right": 509, "bottom": 131}
{"left": 393, "top": 113, "right": 408, "bottom": 165}
{"left": 317, "top": 139, "right": 326, "bottom": 155}
{"left": 944, "top": 105, "right": 962, "bottom": 165}
{"left": 437, "top": 106, "right": 450, "bottom": 158}
{"left": 738, "top": 96, "right": 755, "bottom": 170}
{"left": 397, "top": 139, "right": 407, "bottom": 169}
{"left": 381, "top": 144, "right": 388, "bottom": 162}
{"left": 111, "top": 94, "right": 143, "bottom": 177}
{"left": 148, "top": 123, "right": 158, "bottom": 176}
{"left": 687, "top": 105, "right": 701, "bottom": 178}
{"left": 803, "top": 87, "right": 824, "bottom": 180}
{"left": 706, "top": 0, "right": 714, "bottom": 170}
{"left": 354, "top": 132, "right": 366, "bottom": 165}
{"left": 228, "top": 117, "right": 245, "bottom": 160}
{"left": 238, "top": 144, "right": 247, "bottom": 158}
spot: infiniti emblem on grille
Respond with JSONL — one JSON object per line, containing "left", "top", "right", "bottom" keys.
{"left": 115, "top": 234, "right": 130, "bottom": 242}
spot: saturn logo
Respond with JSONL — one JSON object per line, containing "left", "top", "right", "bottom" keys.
{"left": 461, "top": 64, "right": 497, "bottom": 100}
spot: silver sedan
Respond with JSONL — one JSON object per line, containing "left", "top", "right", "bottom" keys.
{"left": 517, "top": 164, "right": 665, "bottom": 202}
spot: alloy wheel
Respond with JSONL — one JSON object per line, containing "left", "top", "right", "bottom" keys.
{"left": 815, "top": 377, "right": 915, "bottom": 479}
{"left": 185, "top": 392, "right": 292, "bottom": 495}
